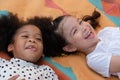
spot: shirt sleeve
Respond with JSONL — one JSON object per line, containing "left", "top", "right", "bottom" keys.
{"left": 87, "top": 53, "right": 112, "bottom": 77}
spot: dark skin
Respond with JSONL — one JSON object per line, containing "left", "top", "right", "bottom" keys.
{"left": 0, "top": 12, "right": 54, "bottom": 80}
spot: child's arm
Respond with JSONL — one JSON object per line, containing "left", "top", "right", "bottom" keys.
{"left": 8, "top": 75, "right": 25, "bottom": 80}
{"left": 109, "top": 56, "right": 120, "bottom": 73}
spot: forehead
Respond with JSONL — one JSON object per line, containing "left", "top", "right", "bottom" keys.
{"left": 17, "top": 24, "right": 41, "bottom": 34}
{"left": 60, "top": 16, "right": 79, "bottom": 29}
{"left": 62, "top": 16, "right": 77, "bottom": 24}
{"left": 57, "top": 16, "right": 78, "bottom": 35}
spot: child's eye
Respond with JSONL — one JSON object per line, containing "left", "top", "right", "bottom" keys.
{"left": 74, "top": 29, "right": 77, "bottom": 34}
{"left": 72, "top": 28, "right": 78, "bottom": 36}
{"left": 21, "top": 35, "right": 28, "bottom": 38}
{"left": 36, "top": 37, "right": 42, "bottom": 41}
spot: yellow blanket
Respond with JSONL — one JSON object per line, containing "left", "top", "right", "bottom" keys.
{"left": 0, "top": 0, "right": 118, "bottom": 80}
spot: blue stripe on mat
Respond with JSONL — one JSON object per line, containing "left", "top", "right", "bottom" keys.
{"left": 0, "top": 10, "right": 9, "bottom": 16}
{"left": 44, "top": 57, "right": 77, "bottom": 80}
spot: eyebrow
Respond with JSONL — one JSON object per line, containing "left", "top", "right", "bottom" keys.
{"left": 19, "top": 31, "right": 42, "bottom": 36}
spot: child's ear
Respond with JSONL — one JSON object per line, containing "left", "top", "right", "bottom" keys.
{"left": 8, "top": 43, "right": 14, "bottom": 52}
{"left": 63, "top": 44, "right": 77, "bottom": 52}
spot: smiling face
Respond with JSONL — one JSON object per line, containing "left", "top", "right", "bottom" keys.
{"left": 8, "top": 24, "right": 43, "bottom": 62}
{"left": 56, "top": 16, "right": 99, "bottom": 54}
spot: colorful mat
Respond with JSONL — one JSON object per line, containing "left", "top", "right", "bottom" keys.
{"left": 44, "top": 57, "right": 76, "bottom": 80}
{"left": 89, "top": 0, "right": 120, "bottom": 26}
{"left": 0, "top": 0, "right": 119, "bottom": 79}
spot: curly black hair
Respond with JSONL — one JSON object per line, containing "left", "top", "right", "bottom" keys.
{"left": 0, "top": 12, "right": 20, "bottom": 57}
{"left": 0, "top": 10, "right": 101, "bottom": 57}
{"left": 0, "top": 12, "right": 56, "bottom": 57}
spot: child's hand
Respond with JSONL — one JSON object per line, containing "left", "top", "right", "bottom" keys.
{"left": 8, "top": 75, "right": 25, "bottom": 80}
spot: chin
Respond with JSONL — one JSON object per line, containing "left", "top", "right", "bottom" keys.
{"left": 31, "top": 58, "right": 40, "bottom": 63}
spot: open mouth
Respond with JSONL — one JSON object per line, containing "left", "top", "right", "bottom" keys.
{"left": 25, "top": 45, "right": 37, "bottom": 52}
{"left": 85, "top": 31, "right": 94, "bottom": 39}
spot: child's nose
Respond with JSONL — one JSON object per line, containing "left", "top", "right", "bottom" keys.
{"left": 28, "top": 39, "right": 35, "bottom": 43}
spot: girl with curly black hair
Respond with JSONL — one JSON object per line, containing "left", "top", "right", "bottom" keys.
{"left": 0, "top": 12, "right": 58, "bottom": 80}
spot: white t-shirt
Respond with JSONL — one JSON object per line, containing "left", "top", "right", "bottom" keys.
{"left": 0, "top": 58, "right": 58, "bottom": 80}
{"left": 87, "top": 27, "right": 120, "bottom": 78}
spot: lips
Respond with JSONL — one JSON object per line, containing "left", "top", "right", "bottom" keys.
{"left": 84, "top": 31, "right": 94, "bottom": 39}
{"left": 85, "top": 31, "right": 90, "bottom": 39}
{"left": 25, "top": 45, "right": 37, "bottom": 52}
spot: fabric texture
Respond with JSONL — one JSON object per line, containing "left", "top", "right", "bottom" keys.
{"left": 0, "top": 58, "right": 58, "bottom": 80}
{"left": 87, "top": 27, "right": 120, "bottom": 78}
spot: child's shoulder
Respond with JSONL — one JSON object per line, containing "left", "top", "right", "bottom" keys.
{"left": 103, "top": 26, "right": 119, "bottom": 30}
{"left": 103, "top": 26, "right": 117, "bottom": 29}
{"left": 100, "top": 26, "right": 118, "bottom": 32}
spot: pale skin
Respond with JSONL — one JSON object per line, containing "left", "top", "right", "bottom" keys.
{"left": 8, "top": 24, "right": 43, "bottom": 79}
{"left": 56, "top": 16, "right": 120, "bottom": 73}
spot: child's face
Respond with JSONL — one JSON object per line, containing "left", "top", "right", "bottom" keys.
{"left": 8, "top": 25, "right": 43, "bottom": 62}
{"left": 56, "top": 16, "right": 99, "bottom": 53}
